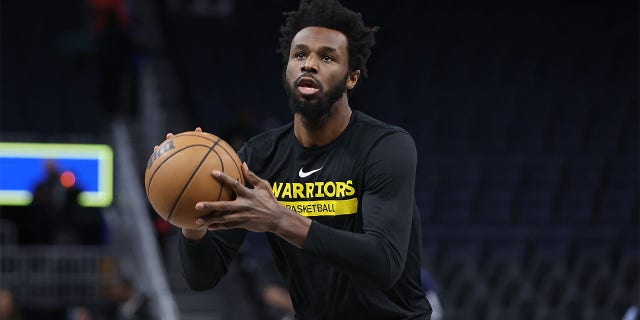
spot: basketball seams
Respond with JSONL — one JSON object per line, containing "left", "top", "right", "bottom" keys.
{"left": 216, "top": 142, "right": 244, "bottom": 186}
{"left": 166, "top": 139, "right": 222, "bottom": 223}
{"left": 210, "top": 149, "right": 225, "bottom": 203}
{"left": 146, "top": 141, "right": 214, "bottom": 196}
{"left": 145, "top": 132, "right": 244, "bottom": 228}
{"left": 177, "top": 148, "right": 228, "bottom": 225}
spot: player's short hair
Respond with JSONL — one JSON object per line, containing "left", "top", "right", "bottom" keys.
{"left": 278, "top": 0, "right": 379, "bottom": 78}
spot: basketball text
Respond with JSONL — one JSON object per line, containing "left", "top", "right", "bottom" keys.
{"left": 147, "top": 140, "right": 175, "bottom": 169}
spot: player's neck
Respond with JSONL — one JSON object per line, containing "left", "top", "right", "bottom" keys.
{"left": 294, "top": 98, "right": 352, "bottom": 148}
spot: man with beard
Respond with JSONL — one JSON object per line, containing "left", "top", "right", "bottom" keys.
{"left": 176, "top": 0, "right": 432, "bottom": 319}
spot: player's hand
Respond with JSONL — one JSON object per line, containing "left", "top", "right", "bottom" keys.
{"left": 152, "top": 127, "right": 207, "bottom": 241}
{"left": 153, "top": 127, "right": 202, "bottom": 152}
{"left": 194, "top": 163, "right": 292, "bottom": 233}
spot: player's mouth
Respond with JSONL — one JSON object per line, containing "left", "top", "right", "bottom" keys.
{"left": 296, "top": 77, "right": 321, "bottom": 96}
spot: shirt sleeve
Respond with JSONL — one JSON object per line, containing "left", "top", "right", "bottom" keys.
{"left": 303, "top": 131, "right": 417, "bottom": 289}
{"left": 179, "top": 229, "right": 247, "bottom": 290}
{"left": 178, "top": 144, "right": 251, "bottom": 290}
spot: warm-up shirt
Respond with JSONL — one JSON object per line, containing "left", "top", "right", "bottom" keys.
{"left": 180, "top": 110, "right": 432, "bottom": 320}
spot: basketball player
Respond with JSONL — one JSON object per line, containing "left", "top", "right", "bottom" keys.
{"left": 176, "top": 0, "right": 432, "bottom": 318}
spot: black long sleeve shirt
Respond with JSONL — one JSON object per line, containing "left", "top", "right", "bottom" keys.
{"left": 180, "top": 111, "right": 431, "bottom": 319}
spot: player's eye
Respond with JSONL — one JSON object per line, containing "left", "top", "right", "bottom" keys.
{"left": 322, "top": 55, "right": 335, "bottom": 62}
{"left": 294, "top": 52, "right": 307, "bottom": 60}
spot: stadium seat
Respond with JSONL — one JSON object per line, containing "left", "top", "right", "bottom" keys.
{"left": 614, "top": 245, "right": 639, "bottom": 295}
{"left": 507, "top": 94, "right": 552, "bottom": 153}
{"left": 556, "top": 286, "right": 585, "bottom": 320}
{"left": 592, "top": 156, "right": 639, "bottom": 225}
{"left": 467, "top": 94, "right": 515, "bottom": 153}
{"left": 525, "top": 234, "right": 571, "bottom": 290}
{"left": 515, "top": 157, "right": 562, "bottom": 224}
{"left": 415, "top": 161, "right": 439, "bottom": 223}
{"left": 447, "top": 270, "right": 486, "bottom": 309}
{"left": 421, "top": 242, "right": 439, "bottom": 274}
{"left": 531, "top": 306, "right": 553, "bottom": 320}
{"left": 521, "top": 156, "right": 563, "bottom": 187}
{"left": 549, "top": 94, "right": 590, "bottom": 153}
{"left": 434, "top": 98, "right": 477, "bottom": 152}
{"left": 407, "top": 101, "right": 440, "bottom": 153}
{"left": 515, "top": 189, "right": 556, "bottom": 225}
{"left": 584, "top": 269, "right": 613, "bottom": 308}
{"left": 597, "top": 187, "right": 638, "bottom": 225}
{"left": 475, "top": 158, "right": 521, "bottom": 224}
{"left": 607, "top": 157, "right": 638, "bottom": 190}
{"left": 569, "top": 242, "right": 613, "bottom": 291}
{"left": 539, "top": 273, "right": 575, "bottom": 313}
{"left": 0, "top": 218, "right": 18, "bottom": 245}
{"left": 475, "top": 189, "right": 515, "bottom": 224}
{"left": 454, "top": 289, "right": 491, "bottom": 320}
{"left": 433, "top": 159, "right": 480, "bottom": 224}
{"left": 556, "top": 157, "right": 604, "bottom": 225}
{"left": 504, "top": 284, "right": 536, "bottom": 320}
{"left": 585, "top": 99, "right": 626, "bottom": 153}
{"left": 434, "top": 240, "right": 483, "bottom": 289}
{"left": 467, "top": 288, "right": 491, "bottom": 319}
{"left": 482, "top": 248, "right": 525, "bottom": 289}
{"left": 479, "top": 157, "right": 522, "bottom": 189}
{"left": 603, "top": 286, "right": 640, "bottom": 320}
{"left": 435, "top": 190, "right": 475, "bottom": 224}
{"left": 618, "top": 106, "right": 639, "bottom": 155}
{"left": 492, "top": 268, "right": 530, "bottom": 309}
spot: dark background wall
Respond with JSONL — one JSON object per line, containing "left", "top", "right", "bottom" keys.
{"left": 1, "top": 0, "right": 638, "bottom": 319}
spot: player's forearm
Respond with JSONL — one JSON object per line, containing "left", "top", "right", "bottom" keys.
{"left": 272, "top": 206, "right": 312, "bottom": 249}
{"left": 304, "top": 220, "right": 409, "bottom": 290}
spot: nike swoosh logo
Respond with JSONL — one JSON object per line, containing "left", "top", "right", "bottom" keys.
{"left": 299, "top": 167, "right": 323, "bottom": 178}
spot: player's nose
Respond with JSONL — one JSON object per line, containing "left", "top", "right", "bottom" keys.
{"left": 301, "top": 56, "right": 318, "bottom": 73}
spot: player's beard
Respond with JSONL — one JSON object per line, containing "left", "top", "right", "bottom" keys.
{"left": 284, "top": 72, "right": 348, "bottom": 126}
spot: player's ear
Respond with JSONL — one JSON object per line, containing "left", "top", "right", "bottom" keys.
{"left": 346, "top": 70, "right": 360, "bottom": 90}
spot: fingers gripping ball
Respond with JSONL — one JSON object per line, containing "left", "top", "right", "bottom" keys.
{"left": 144, "top": 131, "right": 244, "bottom": 229}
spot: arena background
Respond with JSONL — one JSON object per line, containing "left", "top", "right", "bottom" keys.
{"left": 0, "top": 0, "right": 638, "bottom": 319}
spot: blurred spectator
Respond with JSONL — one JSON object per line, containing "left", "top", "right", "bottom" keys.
{"left": 219, "top": 108, "right": 260, "bottom": 152}
{"left": 260, "top": 278, "right": 294, "bottom": 320}
{"left": 22, "top": 161, "right": 66, "bottom": 244}
{"left": 219, "top": 107, "right": 285, "bottom": 152}
{"left": 22, "top": 161, "right": 106, "bottom": 245}
{"left": 623, "top": 306, "right": 639, "bottom": 320}
{"left": 254, "top": 257, "right": 294, "bottom": 320}
{"left": 0, "top": 288, "right": 21, "bottom": 320}
{"left": 421, "top": 268, "right": 443, "bottom": 320}
{"left": 67, "top": 306, "right": 93, "bottom": 320}
{"left": 62, "top": 187, "right": 107, "bottom": 246}
{"left": 89, "top": 0, "right": 138, "bottom": 123}
{"left": 151, "top": 205, "right": 174, "bottom": 263}
{"left": 237, "top": 236, "right": 294, "bottom": 320}
{"left": 108, "top": 277, "right": 153, "bottom": 320}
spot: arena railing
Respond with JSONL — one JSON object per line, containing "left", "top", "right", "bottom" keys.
{"left": 0, "top": 244, "right": 118, "bottom": 309}
{"left": 110, "top": 117, "right": 180, "bottom": 320}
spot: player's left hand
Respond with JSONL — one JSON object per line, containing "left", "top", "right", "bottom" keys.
{"left": 153, "top": 127, "right": 202, "bottom": 152}
{"left": 194, "top": 162, "right": 290, "bottom": 233}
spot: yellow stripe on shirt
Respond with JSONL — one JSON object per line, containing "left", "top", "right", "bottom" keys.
{"left": 278, "top": 198, "right": 359, "bottom": 217}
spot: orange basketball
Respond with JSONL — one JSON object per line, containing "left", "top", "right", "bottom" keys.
{"left": 144, "top": 131, "right": 244, "bottom": 229}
